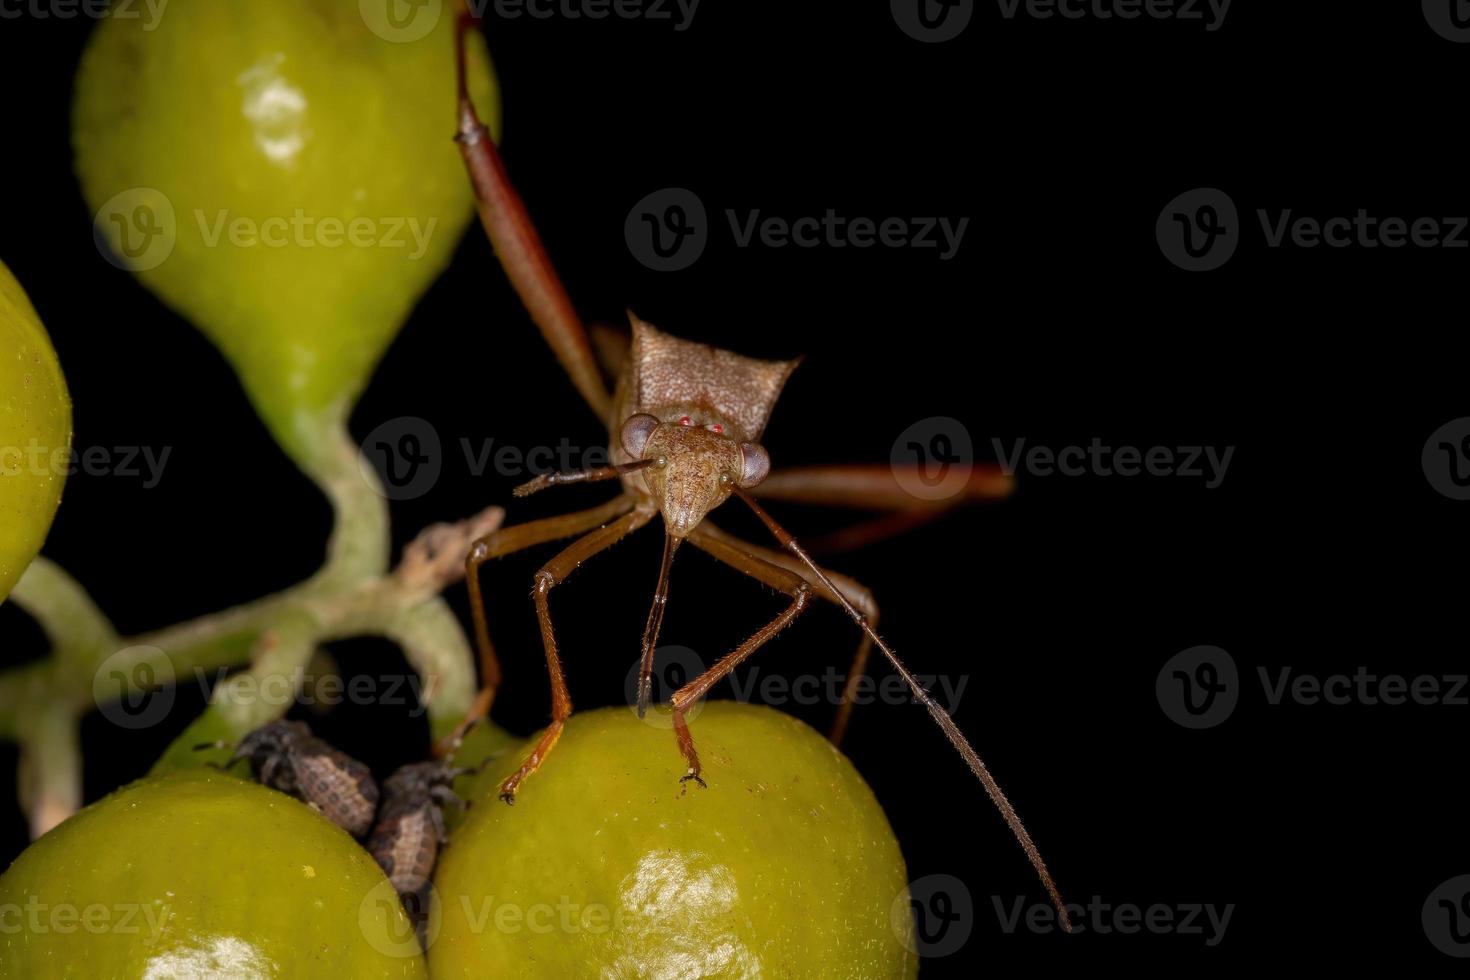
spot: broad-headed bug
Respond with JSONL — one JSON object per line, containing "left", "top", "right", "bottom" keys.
{"left": 445, "top": 5, "right": 1071, "bottom": 930}
{"left": 199, "top": 720, "right": 380, "bottom": 838}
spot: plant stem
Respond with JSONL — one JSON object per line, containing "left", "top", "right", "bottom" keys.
{"left": 0, "top": 419, "right": 502, "bottom": 834}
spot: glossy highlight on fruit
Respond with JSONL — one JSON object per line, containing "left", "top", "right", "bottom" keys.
{"left": 0, "top": 769, "right": 426, "bottom": 979}
{"left": 432, "top": 702, "right": 918, "bottom": 978}
{"left": 72, "top": 0, "right": 498, "bottom": 466}
{"left": 0, "top": 260, "right": 70, "bottom": 603}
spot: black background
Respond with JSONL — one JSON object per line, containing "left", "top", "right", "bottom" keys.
{"left": 1, "top": 1, "right": 1467, "bottom": 974}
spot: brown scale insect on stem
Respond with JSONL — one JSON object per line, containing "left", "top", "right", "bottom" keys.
{"left": 445, "top": 0, "right": 1069, "bottom": 932}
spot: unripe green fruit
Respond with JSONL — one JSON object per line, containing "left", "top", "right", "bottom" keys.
{"left": 432, "top": 702, "right": 918, "bottom": 978}
{"left": 0, "top": 260, "right": 70, "bottom": 603}
{"left": 73, "top": 0, "right": 498, "bottom": 466}
{"left": 0, "top": 769, "right": 427, "bottom": 979}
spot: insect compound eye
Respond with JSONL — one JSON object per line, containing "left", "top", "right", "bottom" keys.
{"left": 707, "top": 423, "right": 724, "bottom": 435}
{"left": 678, "top": 415, "right": 693, "bottom": 426}
{"left": 737, "top": 442, "right": 771, "bottom": 488}
{"left": 621, "top": 413, "right": 661, "bottom": 459}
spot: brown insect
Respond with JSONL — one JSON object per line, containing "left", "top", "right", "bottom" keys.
{"left": 444, "top": 6, "right": 1071, "bottom": 930}
{"left": 368, "top": 758, "right": 477, "bottom": 900}
{"left": 200, "top": 720, "right": 380, "bottom": 838}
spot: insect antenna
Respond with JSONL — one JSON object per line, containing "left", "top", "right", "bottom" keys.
{"left": 733, "top": 489, "right": 1073, "bottom": 932}
{"left": 636, "top": 533, "right": 682, "bottom": 717}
